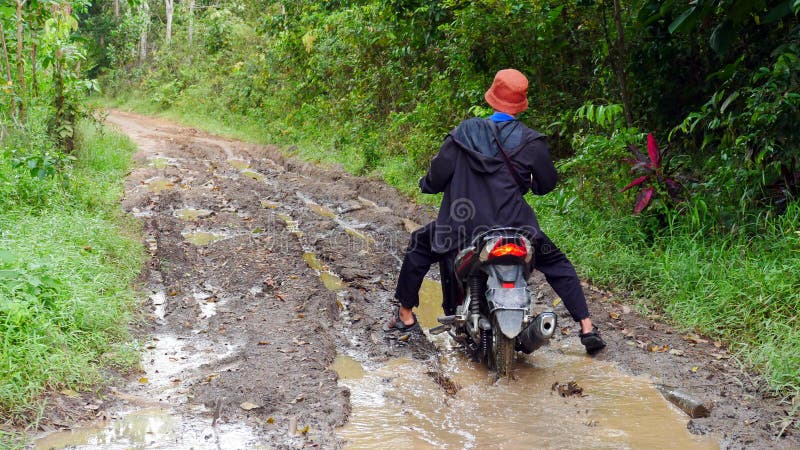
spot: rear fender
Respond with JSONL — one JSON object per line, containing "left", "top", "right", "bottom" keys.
{"left": 485, "top": 264, "right": 530, "bottom": 338}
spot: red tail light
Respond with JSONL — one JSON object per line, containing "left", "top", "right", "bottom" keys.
{"left": 489, "top": 242, "right": 527, "bottom": 259}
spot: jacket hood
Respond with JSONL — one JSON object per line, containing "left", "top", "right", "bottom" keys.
{"left": 449, "top": 118, "right": 527, "bottom": 174}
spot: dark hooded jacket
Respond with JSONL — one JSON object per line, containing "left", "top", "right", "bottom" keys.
{"left": 419, "top": 118, "right": 558, "bottom": 254}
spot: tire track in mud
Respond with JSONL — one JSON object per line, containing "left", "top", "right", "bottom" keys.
{"left": 35, "top": 110, "right": 796, "bottom": 449}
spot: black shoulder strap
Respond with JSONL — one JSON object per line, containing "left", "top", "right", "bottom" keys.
{"left": 489, "top": 121, "right": 527, "bottom": 193}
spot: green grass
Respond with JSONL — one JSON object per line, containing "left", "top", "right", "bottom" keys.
{"left": 107, "top": 91, "right": 800, "bottom": 405}
{"left": 0, "top": 121, "right": 145, "bottom": 427}
{"left": 533, "top": 192, "right": 800, "bottom": 396}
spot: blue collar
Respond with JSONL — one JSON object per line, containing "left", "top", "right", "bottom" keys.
{"left": 489, "top": 112, "right": 515, "bottom": 122}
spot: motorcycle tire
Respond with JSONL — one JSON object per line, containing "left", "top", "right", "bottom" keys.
{"left": 490, "top": 316, "right": 515, "bottom": 378}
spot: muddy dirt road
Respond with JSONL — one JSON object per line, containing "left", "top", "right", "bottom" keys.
{"left": 34, "top": 110, "right": 797, "bottom": 449}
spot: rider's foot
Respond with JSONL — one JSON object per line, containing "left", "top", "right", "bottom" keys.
{"left": 579, "top": 325, "right": 606, "bottom": 354}
{"left": 383, "top": 304, "right": 421, "bottom": 333}
{"left": 398, "top": 305, "right": 415, "bottom": 326}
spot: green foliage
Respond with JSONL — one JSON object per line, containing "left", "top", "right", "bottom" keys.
{"left": 673, "top": 34, "right": 800, "bottom": 229}
{"left": 0, "top": 121, "right": 144, "bottom": 420}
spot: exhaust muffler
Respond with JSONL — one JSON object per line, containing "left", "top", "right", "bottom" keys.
{"left": 518, "top": 312, "right": 557, "bottom": 354}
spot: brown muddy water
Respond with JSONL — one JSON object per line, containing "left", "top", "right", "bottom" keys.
{"left": 332, "top": 280, "right": 720, "bottom": 450}
{"left": 32, "top": 407, "right": 266, "bottom": 450}
{"left": 175, "top": 208, "right": 213, "bottom": 221}
{"left": 32, "top": 333, "right": 260, "bottom": 450}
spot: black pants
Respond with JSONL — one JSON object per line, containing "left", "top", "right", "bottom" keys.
{"left": 394, "top": 222, "right": 590, "bottom": 322}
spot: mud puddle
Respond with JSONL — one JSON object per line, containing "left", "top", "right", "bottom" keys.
{"left": 175, "top": 208, "right": 213, "bottom": 221}
{"left": 334, "top": 280, "right": 719, "bottom": 449}
{"left": 147, "top": 156, "right": 179, "bottom": 169}
{"left": 181, "top": 230, "right": 229, "bottom": 246}
{"left": 144, "top": 177, "right": 175, "bottom": 192}
{"left": 32, "top": 407, "right": 264, "bottom": 450}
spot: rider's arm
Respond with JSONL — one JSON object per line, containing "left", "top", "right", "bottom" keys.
{"left": 526, "top": 138, "right": 558, "bottom": 195}
{"left": 419, "top": 136, "right": 457, "bottom": 194}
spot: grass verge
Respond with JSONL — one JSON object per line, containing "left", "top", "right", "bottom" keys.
{"left": 0, "top": 121, "right": 145, "bottom": 440}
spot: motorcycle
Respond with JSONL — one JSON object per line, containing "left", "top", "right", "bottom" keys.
{"left": 432, "top": 227, "right": 557, "bottom": 377}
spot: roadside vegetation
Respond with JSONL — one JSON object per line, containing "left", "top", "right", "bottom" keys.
{"left": 95, "top": 0, "right": 800, "bottom": 410}
{"left": 0, "top": 1, "right": 144, "bottom": 443}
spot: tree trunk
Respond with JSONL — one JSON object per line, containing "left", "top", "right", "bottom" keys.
{"left": 139, "top": 0, "right": 150, "bottom": 63}
{"left": 16, "top": 0, "right": 27, "bottom": 123}
{"left": 612, "top": 0, "right": 633, "bottom": 127}
{"left": 188, "top": 0, "right": 195, "bottom": 44}
{"left": 165, "top": 0, "right": 174, "bottom": 45}
{"left": 0, "top": 21, "right": 15, "bottom": 118}
{"left": 30, "top": 42, "right": 36, "bottom": 97}
{"left": 0, "top": 22, "right": 12, "bottom": 83}
{"left": 113, "top": 0, "right": 120, "bottom": 19}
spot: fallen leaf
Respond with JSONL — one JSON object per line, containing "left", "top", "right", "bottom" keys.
{"left": 296, "top": 313, "right": 305, "bottom": 319}
{"left": 138, "top": 377, "right": 149, "bottom": 384}
{"left": 203, "top": 373, "right": 220, "bottom": 383}
{"left": 609, "top": 312, "right": 621, "bottom": 320}
{"left": 336, "top": 300, "right": 344, "bottom": 310}
{"left": 84, "top": 404, "right": 99, "bottom": 411}
{"left": 257, "top": 341, "right": 271, "bottom": 346}
{"left": 552, "top": 381, "right": 584, "bottom": 397}
{"left": 560, "top": 326, "right": 571, "bottom": 335}
{"left": 691, "top": 366, "right": 699, "bottom": 373}
{"left": 299, "top": 425, "right": 310, "bottom": 435}
{"left": 266, "top": 417, "right": 275, "bottom": 424}
{"left": 668, "top": 349, "right": 685, "bottom": 356}
{"left": 240, "top": 402, "right": 262, "bottom": 411}
{"left": 553, "top": 298, "right": 562, "bottom": 307}
{"left": 61, "top": 389, "right": 80, "bottom": 398}
{"left": 684, "top": 334, "right": 709, "bottom": 345}
{"left": 647, "top": 344, "right": 669, "bottom": 353}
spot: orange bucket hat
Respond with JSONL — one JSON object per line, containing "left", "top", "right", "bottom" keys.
{"left": 484, "top": 69, "right": 529, "bottom": 115}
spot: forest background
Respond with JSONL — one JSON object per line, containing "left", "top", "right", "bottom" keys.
{"left": 1, "top": 0, "right": 799, "bottom": 439}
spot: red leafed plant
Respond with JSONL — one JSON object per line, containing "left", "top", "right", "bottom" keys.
{"left": 622, "top": 133, "right": 683, "bottom": 214}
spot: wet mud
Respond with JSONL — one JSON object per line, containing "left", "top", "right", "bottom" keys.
{"left": 30, "top": 110, "right": 798, "bottom": 449}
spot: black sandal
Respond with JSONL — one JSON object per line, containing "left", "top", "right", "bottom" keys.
{"left": 580, "top": 326, "right": 606, "bottom": 354}
{"left": 383, "top": 308, "right": 421, "bottom": 334}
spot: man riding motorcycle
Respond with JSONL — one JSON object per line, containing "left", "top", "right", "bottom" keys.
{"left": 384, "top": 68, "right": 606, "bottom": 355}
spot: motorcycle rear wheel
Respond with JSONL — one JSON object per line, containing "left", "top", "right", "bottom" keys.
{"left": 490, "top": 316, "right": 515, "bottom": 378}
